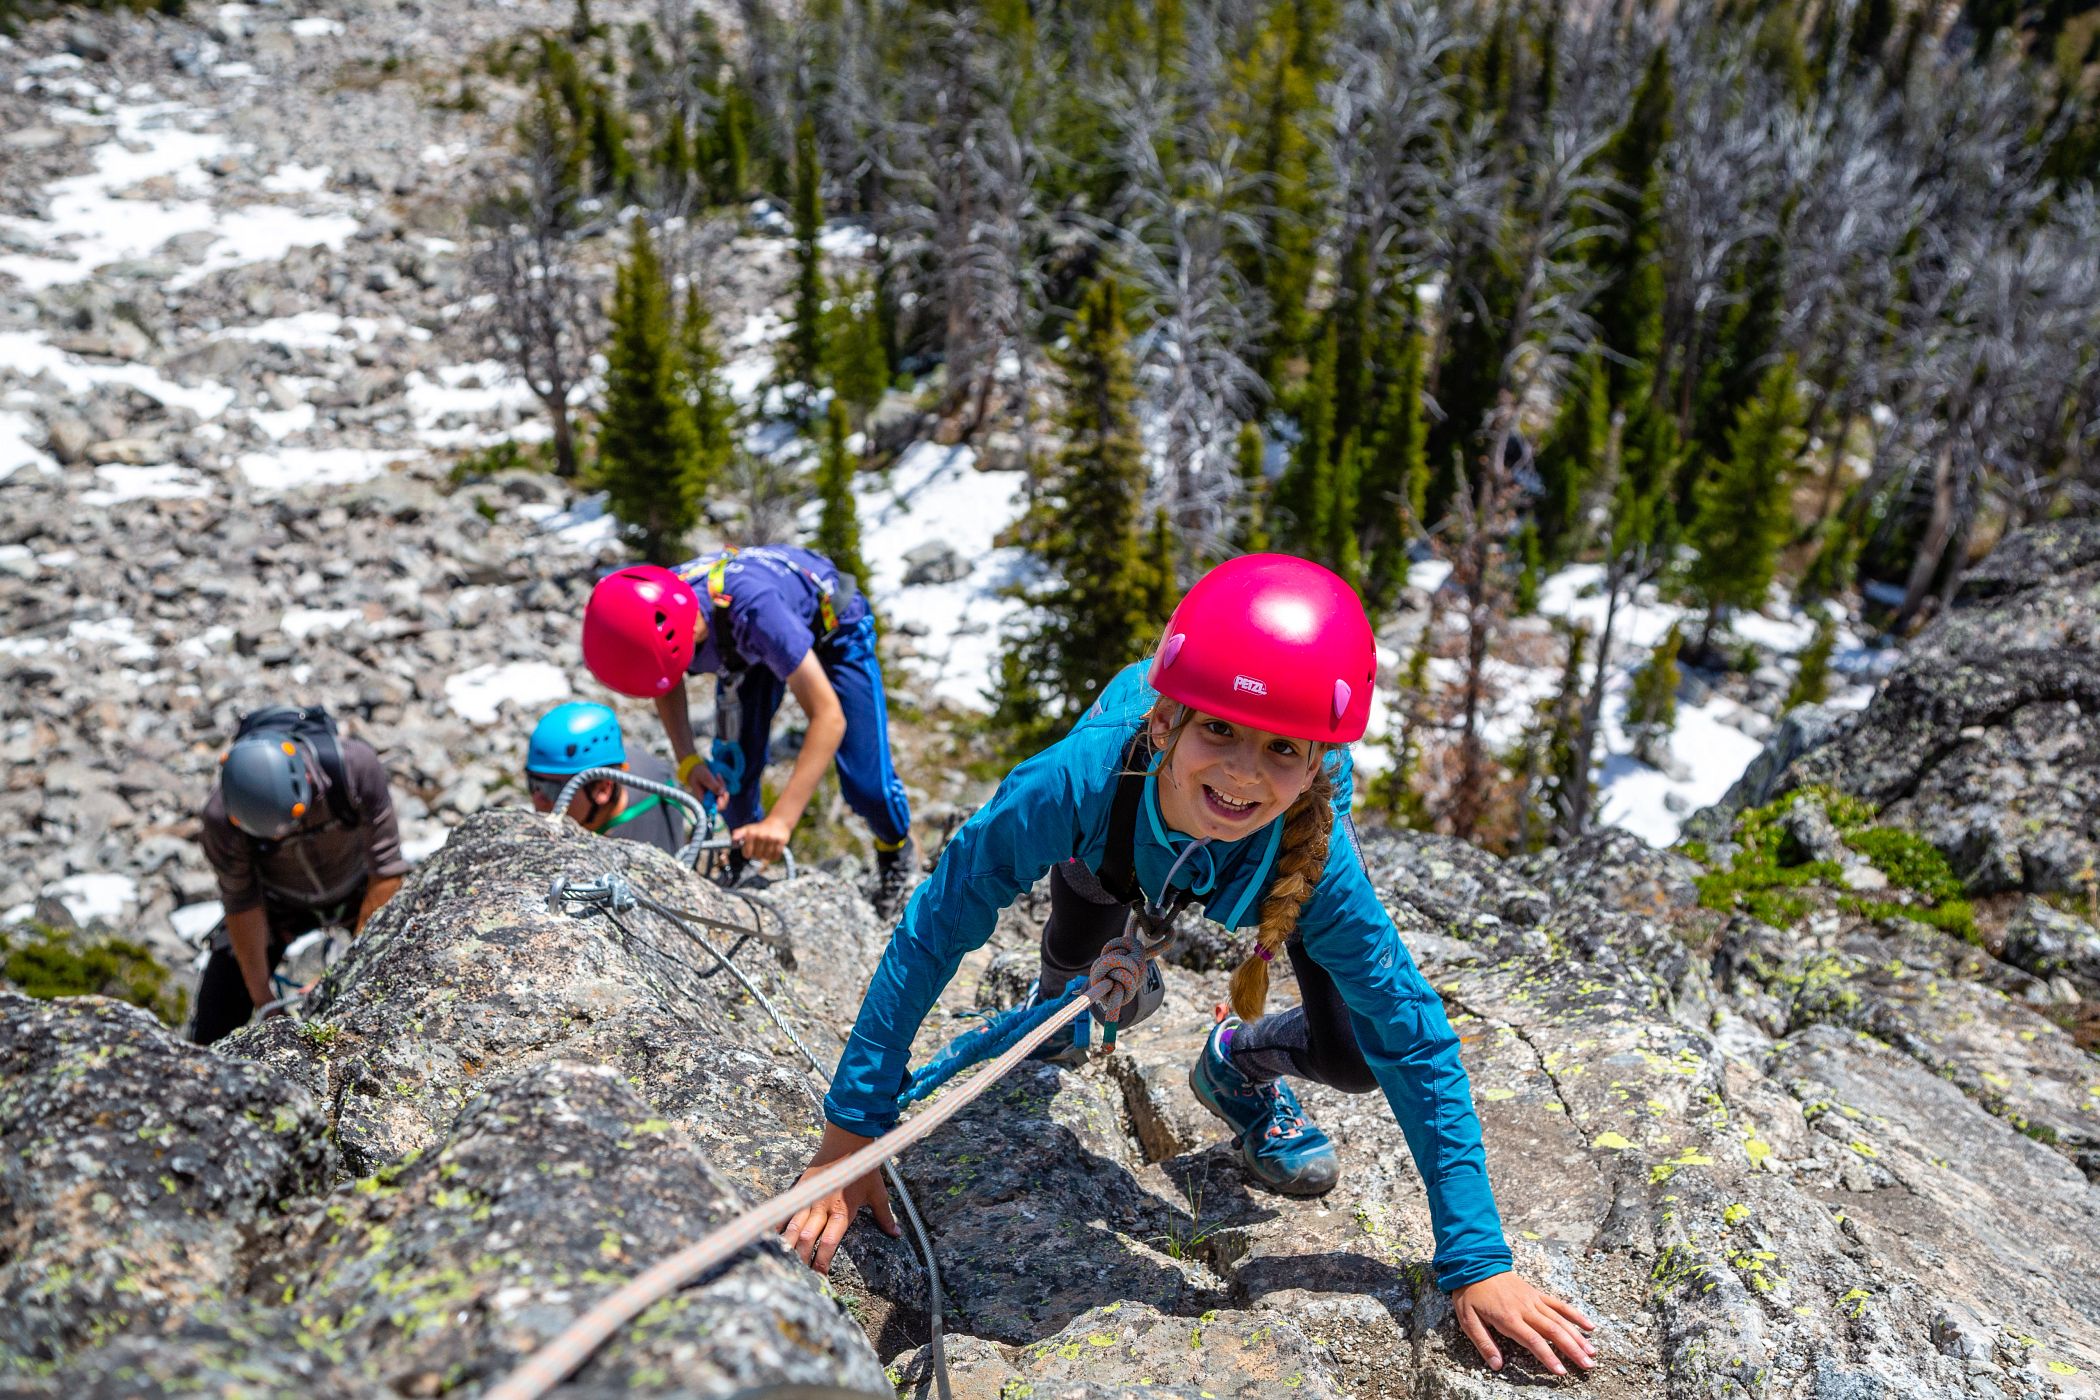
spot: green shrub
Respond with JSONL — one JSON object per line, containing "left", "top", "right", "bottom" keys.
{"left": 1846, "top": 827, "right": 1966, "bottom": 903}
{"left": 2, "top": 923, "right": 187, "bottom": 1028}
{"left": 1694, "top": 790, "right": 1846, "bottom": 925}
{"left": 1836, "top": 896, "right": 1977, "bottom": 940}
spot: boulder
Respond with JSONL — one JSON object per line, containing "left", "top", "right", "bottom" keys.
{"left": 1699, "top": 520, "right": 2100, "bottom": 894}
{"left": 902, "top": 540, "right": 970, "bottom": 586}
{"left": 2003, "top": 897, "right": 2100, "bottom": 999}
{"left": 0, "top": 994, "right": 334, "bottom": 1364}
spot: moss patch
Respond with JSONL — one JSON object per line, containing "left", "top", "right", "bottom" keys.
{"left": 2, "top": 922, "right": 186, "bottom": 1028}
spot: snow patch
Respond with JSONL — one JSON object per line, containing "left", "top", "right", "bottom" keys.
{"left": 0, "top": 410, "right": 58, "bottom": 483}
{"left": 288, "top": 16, "right": 345, "bottom": 37}
{"left": 400, "top": 823, "right": 449, "bottom": 863}
{"left": 444, "top": 660, "right": 571, "bottom": 725}
{"left": 850, "top": 440, "right": 1034, "bottom": 711}
{"left": 168, "top": 203, "right": 361, "bottom": 290}
{"left": 238, "top": 445, "right": 403, "bottom": 494}
{"left": 42, "top": 873, "right": 139, "bottom": 925}
{"left": 251, "top": 401, "right": 317, "bottom": 440}
{"left": 79, "top": 463, "right": 211, "bottom": 506}
{"left": 528, "top": 491, "right": 620, "bottom": 549}
{"left": 170, "top": 900, "right": 224, "bottom": 944}
{"left": 0, "top": 331, "right": 237, "bottom": 422}
{"left": 68, "top": 617, "right": 156, "bottom": 663}
{"left": 818, "top": 220, "right": 877, "bottom": 258}
{"left": 280, "top": 606, "right": 361, "bottom": 639}
{"left": 260, "top": 161, "right": 331, "bottom": 194}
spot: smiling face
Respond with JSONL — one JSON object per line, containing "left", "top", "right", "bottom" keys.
{"left": 1149, "top": 704, "right": 1321, "bottom": 842}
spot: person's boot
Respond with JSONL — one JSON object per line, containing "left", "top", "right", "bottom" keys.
{"left": 1188, "top": 1017, "right": 1339, "bottom": 1197}
{"left": 871, "top": 839, "right": 917, "bottom": 922}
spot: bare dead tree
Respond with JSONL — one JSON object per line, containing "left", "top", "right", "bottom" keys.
{"left": 1321, "top": 0, "right": 1456, "bottom": 298}
{"left": 1112, "top": 103, "right": 1270, "bottom": 566}
{"left": 1660, "top": 27, "right": 1784, "bottom": 431}
{"left": 468, "top": 112, "right": 604, "bottom": 479}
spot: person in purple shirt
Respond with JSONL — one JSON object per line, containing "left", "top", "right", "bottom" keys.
{"left": 582, "top": 547, "right": 916, "bottom": 916}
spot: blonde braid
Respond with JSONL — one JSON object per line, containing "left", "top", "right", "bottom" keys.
{"left": 1228, "top": 760, "right": 1334, "bottom": 1022}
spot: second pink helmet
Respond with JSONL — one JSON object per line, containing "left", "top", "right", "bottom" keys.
{"left": 1149, "top": 554, "right": 1376, "bottom": 744}
{"left": 582, "top": 565, "right": 700, "bottom": 697}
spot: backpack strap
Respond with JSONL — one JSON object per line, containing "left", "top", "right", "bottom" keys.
{"left": 676, "top": 551, "right": 751, "bottom": 674}
{"left": 299, "top": 707, "right": 362, "bottom": 829}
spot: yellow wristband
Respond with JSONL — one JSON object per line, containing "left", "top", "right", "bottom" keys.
{"left": 677, "top": 752, "right": 705, "bottom": 783}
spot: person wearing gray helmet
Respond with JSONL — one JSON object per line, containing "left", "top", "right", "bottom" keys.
{"left": 192, "top": 706, "right": 407, "bottom": 1045}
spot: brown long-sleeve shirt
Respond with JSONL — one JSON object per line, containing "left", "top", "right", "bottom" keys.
{"left": 199, "top": 737, "right": 407, "bottom": 914}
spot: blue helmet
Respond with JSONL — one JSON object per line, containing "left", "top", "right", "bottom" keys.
{"left": 527, "top": 702, "right": 626, "bottom": 776}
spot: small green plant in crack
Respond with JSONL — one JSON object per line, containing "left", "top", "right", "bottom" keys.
{"left": 1153, "top": 1178, "right": 1218, "bottom": 1263}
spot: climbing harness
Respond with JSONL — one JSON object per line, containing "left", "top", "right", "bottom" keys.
{"left": 538, "top": 871, "right": 951, "bottom": 1400}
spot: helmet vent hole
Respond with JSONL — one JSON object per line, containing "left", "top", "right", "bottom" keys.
{"left": 654, "top": 611, "right": 667, "bottom": 626}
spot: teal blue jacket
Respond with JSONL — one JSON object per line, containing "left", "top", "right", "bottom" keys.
{"left": 825, "top": 662, "right": 1513, "bottom": 1290}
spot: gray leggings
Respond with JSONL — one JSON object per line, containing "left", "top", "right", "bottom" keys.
{"left": 1036, "top": 860, "right": 1377, "bottom": 1092}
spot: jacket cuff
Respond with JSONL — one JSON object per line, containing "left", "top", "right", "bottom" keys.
{"left": 1435, "top": 1254, "right": 1516, "bottom": 1292}
{"left": 822, "top": 1095, "right": 896, "bottom": 1140}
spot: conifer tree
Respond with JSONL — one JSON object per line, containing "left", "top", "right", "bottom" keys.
{"left": 1331, "top": 237, "right": 1375, "bottom": 457}
{"left": 710, "top": 86, "right": 751, "bottom": 201}
{"left": 1235, "top": 422, "right": 1271, "bottom": 553}
{"left": 1624, "top": 624, "right": 1681, "bottom": 766}
{"left": 1227, "top": 0, "right": 1331, "bottom": 374}
{"left": 1784, "top": 615, "right": 1837, "bottom": 710}
{"left": 1797, "top": 512, "right": 1859, "bottom": 607}
{"left": 1328, "top": 434, "right": 1364, "bottom": 589}
{"left": 1687, "top": 358, "right": 1803, "bottom": 654}
{"left": 586, "top": 81, "right": 636, "bottom": 200}
{"left": 1366, "top": 627, "right": 1434, "bottom": 830}
{"left": 1536, "top": 350, "right": 1606, "bottom": 566}
{"left": 1361, "top": 317, "right": 1428, "bottom": 610}
{"left": 1755, "top": 0, "right": 1813, "bottom": 106}
{"left": 812, "top": 399, "right": 869, "bottom": 586}
{"left": 786, "top": 116, "right": 827, "bottom": 401}
{"left": 1426, "top": 242, "right": 1518, "bottom": 524}
{"left": 1689, "top": 238, "right": 1785, "bottom": 466}
{"left": 1276, "top": 322, "right": 1339, "bottom": 554}
{"left": 600, "top": 217, "right": 703, "bottom": 563}
{"left": 1526, "top": 623, "right": 1589, "bottom": 848}
{"left": 676, "top": 287, "right": 734, "bottom": 483}
{"left": 1590, "top": 46, "right": 1671, "bottom": 414}
{"left": 1513, "top": 523, "right": 1541, "bottom": 616}
{"left": 1144, "top": 507, "right": 1179, "bottom": 631}
{"left": 993, "top": 276, "right": 1151, "bottom": 745}
{"left": 825, "top": 274, "right": 890, "bottom": 426}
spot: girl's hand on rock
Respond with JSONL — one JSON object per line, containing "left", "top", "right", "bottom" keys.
{"left": 779, "top": 1122, "right": 899, "bottom": 1273}
{"left": 1452, "top": 1271, "right": 1596, "bottom": 1376}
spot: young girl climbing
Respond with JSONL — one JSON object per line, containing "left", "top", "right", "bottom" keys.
{"left": 781, "top": 554, "right": 1597, "bottom": 1377}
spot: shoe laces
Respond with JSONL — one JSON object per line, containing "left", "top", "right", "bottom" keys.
{"left": 1256, "top": 1081, "right": 1310, "bottom": 1141}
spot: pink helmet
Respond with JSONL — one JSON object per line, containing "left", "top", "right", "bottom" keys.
{"left": 582, "top": 565, "right": 700, "bottom": 697}
{"left": 1149, "top": 554, "right": 1377, "bottom": 743}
